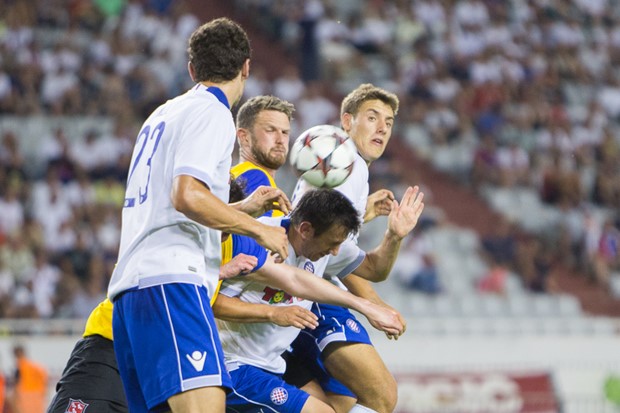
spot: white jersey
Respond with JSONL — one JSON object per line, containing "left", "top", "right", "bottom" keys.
{"left": 292, "top": 152, "right": 369, "bottom": 281}
{"left": 216, "top": 217, "right": 365, "bottom": 374}
{"left": 108, "top": 85, "right": 235, "bottom": 300}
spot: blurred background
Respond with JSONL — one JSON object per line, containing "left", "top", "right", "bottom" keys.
{"left": 1, "top": 0, "right": 620, "bottom": 412}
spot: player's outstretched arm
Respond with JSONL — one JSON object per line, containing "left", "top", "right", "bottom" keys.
{"left": 343, "top": 273, "right": 407, "bottom": 339}
{"left": 230, "top": 185, "right": 292, "bottom": 217}
{"left": 212, "top": 295, "right": 319, "bottom": 329}
{"left": 354, "top": 185, "right": 425, "bottom": 282}
{"left": 172, "top": 175, "right": 289, "bottom": 260}
{"left": 249, "top": 256, "right": 404, "bottom": 336}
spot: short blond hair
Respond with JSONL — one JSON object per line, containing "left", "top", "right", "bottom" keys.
{"left": 236, "top": 95, "right": 295, "bottom": 129}
{"left": 340, "top": 83, "right": 399, "bottom": 117}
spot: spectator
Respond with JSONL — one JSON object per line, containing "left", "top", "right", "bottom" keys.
{"left": 8, "top": 345, "right": 48, "bottom": 413}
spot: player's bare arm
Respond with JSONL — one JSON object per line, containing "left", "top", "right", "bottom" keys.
{"left": 249, "top": 255, "right": 404, "bottom": 336}
{"left": 354, "top": 185, "right": 425, "bottom": 282}
{"left": 364, "top": 189, "right": 395, "bottom": 223}
{"left": 343, "top": 273, "right": 407, "bottom": 339}
{"left": 172, "top": 175, "right": 289, "bottom": 260}
{"left": 230, "top": 185, "right": 292, "bottom": 217}
{"left": 212, "top": 295, "right": 319, "bottom": 330}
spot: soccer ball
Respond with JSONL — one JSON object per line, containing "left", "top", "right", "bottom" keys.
{"left": 289, "top": 125, "right": 357, "bottom": 188}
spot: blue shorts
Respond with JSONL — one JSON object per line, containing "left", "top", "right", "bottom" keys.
{"left": 309, "top": 303, "right": 372, "bottom": 350}
{"left": 112, "top": 283, "right": 232, "bottom": 413}
{"left": 226, "top": 364, "right": 310, "bottom": 413}
{"left": 287, "top": 303, "right": 371, "bottom": 397}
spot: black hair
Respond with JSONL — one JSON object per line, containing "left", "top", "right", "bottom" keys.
{"left": 290, "top": 189, "right": 360, "bottom": 237}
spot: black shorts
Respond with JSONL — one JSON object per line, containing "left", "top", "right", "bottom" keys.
{"left": 46, "top": 335, "right": 128, "bottom": 413}
{"left": 282, "top": 349, "right": 315, "bottom": 388}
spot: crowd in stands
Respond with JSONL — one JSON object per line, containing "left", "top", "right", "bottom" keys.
{"left": 1, "top": 0, "right": 619, "bottom": 318}
{"left": 233, "top": 0, "right": 620, "bottom": 297}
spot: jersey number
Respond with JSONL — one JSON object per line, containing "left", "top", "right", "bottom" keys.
{"left": 124, "top": 121, "right": 165, "bottom": 208}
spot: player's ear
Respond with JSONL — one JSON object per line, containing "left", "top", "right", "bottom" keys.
{"left": 298, "top": 221, "right": 314, "bottom": 240}
{"left": 341, "top": 112, "right": 352, "bottom": 132}
{"left": 241, "top": 59, "right": 250, "bottom": 80}
{"left": 237, "top": 128, "right": 250, "bottom": 145}
{"left": 188, "top": 61, "right": 196, "bottom": 82}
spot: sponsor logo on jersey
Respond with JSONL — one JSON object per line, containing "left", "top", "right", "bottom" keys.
{"left": 270, "top": 387, "right": 288, "bottom": 405}
{"left": 186, "top": 351, "right": 207, "bottom": 372}
{"left": 346, "top": 318, "right": 360, "bottom": 333}
{"left": 303, "top": 261, "right": 314, "bottom": 273}
{"left": 262, "top": 287, "right": 293, "bottom": 304}
{"left": 65, "top": 399, "right": 89, "bottom": 413}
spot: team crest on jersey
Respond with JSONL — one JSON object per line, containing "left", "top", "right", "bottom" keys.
{"left": 262, "top": 287, "right": 293, "bottom": 304}
{"left": 65, "top": 399, "right": 89, "bottom": 413}
{"left": 303, "top": 261, "right": 314, "bottom": 273}
{"left": 270, "top": 387, "right": 288, "bottom": 405}
{"left": 346, "top": 318, "right": 360, "bottom": 333}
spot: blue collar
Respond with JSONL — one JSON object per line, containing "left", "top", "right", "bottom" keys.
{"left": 206, "top": 86, "right": 230, "bottom": 109}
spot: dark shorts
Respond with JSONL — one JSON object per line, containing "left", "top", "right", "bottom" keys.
{"left": 46, "top": 335, "right": 128, "bottom": 413}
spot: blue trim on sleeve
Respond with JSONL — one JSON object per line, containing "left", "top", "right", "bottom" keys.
{"left": 231, "top": 234, "right": 268, "bottom": 273}
{"left": 174, "top": 166, "right": 215, "bottom": 190}
{"left": 333, "top": 251, "right": 366, "bottom": 279}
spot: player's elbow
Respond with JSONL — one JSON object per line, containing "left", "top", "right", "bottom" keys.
{"left": 171, "top": 175, "right": 202, "bottom": 215}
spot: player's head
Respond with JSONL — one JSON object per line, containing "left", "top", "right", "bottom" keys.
{"left": 340, "top": 83, "right": 399, "bottom": 164}
{"left": 187, "top": 18, "right": 251, "bottom": 101}
{"left": 290, "top": 189, "right": 360, "bottom": 261}
{"left": 236, "top": 95, "right": 295, "bottom": 171}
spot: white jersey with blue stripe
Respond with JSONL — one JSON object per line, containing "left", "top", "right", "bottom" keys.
{"left": 291, "top": 152, "right": 369, "bottom": 282}
{"left": 217, "top": 216, "right": 365, "bottom": 374}
{"left": 108, "top": 85, "right": 235, "bottom": 300}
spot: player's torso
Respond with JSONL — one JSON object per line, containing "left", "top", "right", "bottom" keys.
{"left": 109, "top": 88, "right": 235, "bottom": 299}
{"left": 218, "top": 242, "right": 329, "bottom": 374}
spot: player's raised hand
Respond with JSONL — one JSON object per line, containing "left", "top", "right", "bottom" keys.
{"left": 362, "top": 300, "right": 405, "bottom": 337}
{"left": 239, "top": 186, "right": 293, "bottom": 217}
{"left": 219, "top": 253, "right": 258, "bottom": 280}
{"left": 256, "top": 224, "right": 289, "bottom": 262}
{"left": 269, "top": 305, "right": 319, "bottom": 329}
{"left": 387, "top": 185, "right": 425, "bottom": 240}
{"left": 364, "top": 189, "right": 395, "bottom": 223}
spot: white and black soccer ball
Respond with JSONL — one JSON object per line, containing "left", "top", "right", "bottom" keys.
{"left": 289, "top": 124, "right": 357, "bottom": 188}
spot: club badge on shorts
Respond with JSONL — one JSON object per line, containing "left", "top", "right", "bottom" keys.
{"left": 270, "top": 387, "right": 288, "bottom": 405}
{"left": 346, "top": 318, "right": 360, "bottom": 333}
{"left": 65, "top": 398, "right": 89, "bottom": 413}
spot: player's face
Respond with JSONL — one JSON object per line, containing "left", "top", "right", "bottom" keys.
{"left": 249, "top": 110, "right": 291, "bottom": 170}
{"left": 342, "top": 99, "right": 394, "bottom": 164}
{"left": 301, "top": 223, "right": 349, "bottom": 261}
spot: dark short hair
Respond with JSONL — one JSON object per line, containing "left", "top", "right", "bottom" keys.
{"left": 341, "top": 83, "right": 399, "bottom": 117}
{"left": 236, "top": 95, "right": 295, "bottom": 130}
{"left": 291, "top": 189, "right": 360, "bottom": 237}
{"left": 230, "top": 177, "right": 247, "bottom": 203}
{"left": 188, "top": 18, "right": 251, "bottom": 83}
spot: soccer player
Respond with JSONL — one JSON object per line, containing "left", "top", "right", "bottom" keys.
{"left": 289, "top": 83, "right": 414, "bottom": 413}
{"left": 215, "top": 189, "right": 411, "bottom": 413}
{"left": 231, "top": 94, "right": 295, "bottom": 216}
{"left": 46, "top": 180, "right": 290, "bottom": 413}
{"left": 107, "top": 18, "right": 290, "bottom": 413}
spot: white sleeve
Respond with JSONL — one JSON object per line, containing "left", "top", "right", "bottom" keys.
{"left": 325, "top": 237, "right": 366, "bottom": 279}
